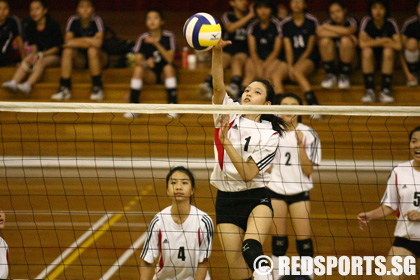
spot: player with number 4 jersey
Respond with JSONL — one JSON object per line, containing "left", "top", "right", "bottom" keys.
{"left": 140, "top": 167, "right": 213, "bottom": 280}
{"left": 358, "top": 126, "right": 420, "bottom": 279}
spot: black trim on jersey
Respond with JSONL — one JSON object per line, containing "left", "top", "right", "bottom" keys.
{"left": 257, "top": 148, "right": 278, "bottom": 171}
{"left": 201, "top": 215, "right": 213, "bottom": 258}
{"left": 140, "top": 216, "right": 159, "bottom": 259}
{"left": 308, "top": 129, "right": 320, "bottom": 164}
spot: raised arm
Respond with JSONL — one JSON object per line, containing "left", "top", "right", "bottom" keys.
{"left": 212, "top": 39, "right": 232, "bottom": 104}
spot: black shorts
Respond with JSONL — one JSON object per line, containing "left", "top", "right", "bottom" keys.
{"left": 149, "top": 62, "right": 176, "bottom": 84}
{"left": 393, "top": 237, "right": 420, "bottom": 258}
{"left": 293, "top": 50, "right": 319, "bottom": 66}
{"left": 267, "top": 189, "right": 310, "bottom": 206}
{"left": 373, "top": 47, "right": 384, "bottom": 70}
{"left": 223, "top": 44, "right": 248, "bottom": 56}
{"left": 215, "top": 188, "right": 273, "bottom": 232}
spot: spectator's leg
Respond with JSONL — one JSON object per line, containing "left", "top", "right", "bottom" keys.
{"left": 319, "top": 37, "right": 337, "bottom": 77}
{"left": 361, "top": 47, "right": 375, "bottom": 92}
{"left": 241, "top": 58, "right": 257, "bottom": 90}
{"left": 162, "top": 64, "right": 177, "bottom": 104}
{"left": 404, "top": 38, "right": 419, "bottom": 75}
{"left": 338, "top": 36, "right": 355, "bottom": 76}
{"left": 27, "top": 55, "right": 60, "bottom": 86}
{"left": 294, "top": 59, "right": 318, "bottom": 105}
{"left": 87, "top": 47, "right": 103, "bottom": 90}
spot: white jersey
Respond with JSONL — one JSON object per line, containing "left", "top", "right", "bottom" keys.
{"left": 140, "top": 206, "right": 213, "bottom": 280}
{"left": 381, "top": 160, "right": 420, "bottom": 241}
{"left": 211, "top": 94, "right": 280, "bottom": 192}
{"left": 268, "top": 123, "right": 321, "bottom": 195}
{"left": 0, "top": 237, "right": 8, "bottom": 279}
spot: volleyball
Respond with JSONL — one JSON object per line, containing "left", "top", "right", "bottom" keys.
{"left": 183, "top": 12, "right": 222, "bottom": 51}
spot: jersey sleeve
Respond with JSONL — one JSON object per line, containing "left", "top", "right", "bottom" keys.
{"left": 51, "top": 20, "right": 64, "bottom": 47}
{"left": 133, "top": 34, "right": 146, "bottom": 54}
{"left": 198, "top": 215, "right": 214, "bottom": 262}
{"left": 10, "top": 16, "right": 22, "bottom": 37}
{"left": 359, "top": 16, "right": 371, "bottom": 34}
{"left": 381, "top": 168, "right": 399, "bottom": 211}
{"left": 303, "top": 128, "right": 321, "bottom": 165}
{"left": 250, "top": 132, "right": 279, "bottom": 173}
{"left": 221, "top": 12, "right": 231, "bottom": 26}
{"left": 247, "top": 21, "right": 258, "bottom": 36}
{"left": 92, "top": 15, "right": 105, "bottom": 33}
{"left": 26, "top": 22, "right": 36, "bottom": 46}
{"left": 213, "top": 93, "right": 238, "bottom": 126}
{"left": 140, "top": 216, "right": 160, "bottom": 264}
{"left": 387, "top": 18, "right": 399, "bottom": 35}
{"left": 65, "top": 16, "right": 79, "bottom": 34}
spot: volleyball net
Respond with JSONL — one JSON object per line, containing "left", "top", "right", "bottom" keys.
{"left": 0, "top": 102, "right": 419, "bottom": 279}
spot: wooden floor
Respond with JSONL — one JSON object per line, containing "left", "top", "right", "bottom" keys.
{"left": 1, "top": 166, "right": 420, "bottom": 279}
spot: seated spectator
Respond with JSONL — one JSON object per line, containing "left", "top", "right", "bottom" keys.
{"left": 277, "top": 0, "right": 320, "bottom": 118}
{"left": 317, "top": 0, "right": 358, "bottom": 90}
{"left": 0, "top": 0, "right": 25, "bottom": 66}
{"left": 243, "top": 0, "right": 283, "bottom": 95}
{"left": 400, "top": 0, "right": 420, "bottom": 87}
{"left": 51, "top": 0, "right": 106, "bottom": 101}
{"left": 359, "top": 0, "right": 401, "bottom": 103}
{"left": 277, "top": 3, "right": 289, "bottom": 21}
{"left": 125, "top": 9, "right": 177, "bottom": 119}
{"left": 2, "top": 0, "right": 62, "bottom": 96}
{"left": 199, "top": 0, "right": 254, "bottom": 100}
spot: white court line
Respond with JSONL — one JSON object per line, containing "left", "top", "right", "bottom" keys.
{"left": 35, "top": 213, "right": 113, "bottom": 280}
{"left": 100, "top": 232, "right": 147, "bottom": 280}
{"left": 9, "top": 210, "right": 156, "bottom": 216}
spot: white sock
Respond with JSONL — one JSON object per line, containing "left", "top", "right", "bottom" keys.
{"left": 164, "top": 77, "right": 177, "bottom": 89}
{"left": 130, "top": 78, "right": 143, "bottom": 90}
{"left": 405, "top": 49, "right": 420, "bottom": 63}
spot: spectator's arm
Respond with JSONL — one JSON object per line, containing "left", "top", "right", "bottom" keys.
{"left": 283, "top": 37, "right": 294, "bottom": 66}
{"left": 322, "top": 24, "right": 357, "bottom": 36}
{"left": 386, "top": 34, "right": 402, "bottom": 51}
{"left": 224, "top": 12, "right": 254, "bottom": 33}
{"left": 359, "top": 31, "right": 387, "bottom": 48}
{"left": 16, "top": 36, "right": 26, "bottom": 60}
{"left": 153, "top": 42, "right": 175, "bottom": 64}
{"left": 316, "top": 25, "right": 341, "bottom": 38}
{"left": 42, "top": 46, "right": 61, "bottom": 56}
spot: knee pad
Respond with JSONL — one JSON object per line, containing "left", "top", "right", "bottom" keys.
{"left": 405, "top": 49, "right": 420, "bottom": 63}
{"left": 272, "top": 235, "right": 289, "bottom": 257}
{"left": 296, "top": 238, "right": 314, "bottom": 258}
{"left": 242, "top": 239, "right": 265, "bottom": 272}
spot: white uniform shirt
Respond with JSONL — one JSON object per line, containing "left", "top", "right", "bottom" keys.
{"left": 0, "top": 237, "right": 8, "bottom": 279}
{"left": 140, "top": 206, "right": 213, "bottom": 280}
{"left": 211, "top": 94, "right": 280, "bottom": 192}
{"left": 381, "top": 160, "right": 420, "bottom": 241}
{"left": 268, "top": 123, "right": 321, "bottom": 195}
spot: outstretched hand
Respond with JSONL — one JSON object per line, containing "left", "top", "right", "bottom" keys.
{"left": 213, "top": 39, "right": 232, "bottom": 51}
{"left": 218, "top": 115, "right": 231, "bottom": 146}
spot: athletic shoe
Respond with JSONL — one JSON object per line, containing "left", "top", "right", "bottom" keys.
{"left": 407, "top": 76, "right": 418, "bottom": 87}
{"left": 226, "top": 83, "right": 240, "bottom": 99}
{"left": 361, "top": 89, "right": 376, "bottom": 103}
{"left": 338, "top": 74, "right": 351, "bottom": 90}
{"left": 379, "top": 89, "right": 395, "bottom": 103}
{"left": 253, "top": 266, "right": 273, "bottom": 280}
{"left": 16, "top": 82, "right": 32, "bottom": 96}
{"left": 123, "top": 112, "right": 139, "bottom": 119}
{"left": 167, "top": 112, "right": 178, "bottom": 119}
{"left": 198, "top": 83, "right": 212, "bottom": 100}
{"left": 90, "top": 86, "right": 104, "bottom": 101}
{"left": 321, "top": 74, "right": 337, "bottom": 89}
{"left": 51, "top": 87, "right": 71, "bottom": 101}
{"left": 2, "top": 80, "right": 18, "bottom": 94}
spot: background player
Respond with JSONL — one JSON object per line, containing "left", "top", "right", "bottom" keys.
{"left": 359, "top": 0, "right": 401, "bottom": 103}
{"left": 212, "top": 38, "right": 284, "bottom": 280}
{"left": 317, "top": 0, "right": 358, "bottom": 90}
{"left": 139, "top": 166, "right": 213, "bottom": 280}
{"left": 0, "top": 0, "right": 25, "bottom": 66}
{"left": 400, "top": 0, "right": 420, "bottom": 87}
{"left": 243, "top": 0, "right": 283, "bottom": 96}
{"left": 51, "top": 0, "right": 106, "bottom": 101}
{"left": 126, "top": 9, "right": 177, "bottom": 119}
{"left": 358, "top": 126, "right": 420, "bottom": 280}
{"left": 200, "top": 0, "right": 254, "bottom": 100}
{"left": 0, "top": 209, "right": 8, "bottom": 279}
{"left": 2, "top": 0, "right": 62, "bottom": 96}
{"left": 277, "top": 0, "right": 320, "bottom": 118}
{"left": 268, "top": 93, "right": 321, "bottom": 280}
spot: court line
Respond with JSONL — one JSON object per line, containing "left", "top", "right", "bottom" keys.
{"left": 7, "top": 222, "right": 147, "bottom": 228}
{"left": 34, "top": 213, "right": 113, "bottom": 279}
{"left": 46, "top": 213, "right": 125, "bottom": 280}
{"left": 100, "top": 233, "right": 147, "bottom": 280}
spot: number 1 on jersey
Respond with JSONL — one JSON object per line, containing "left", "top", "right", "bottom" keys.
{"left": 244, "top": 136, "right": 251, "bottom": 152}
